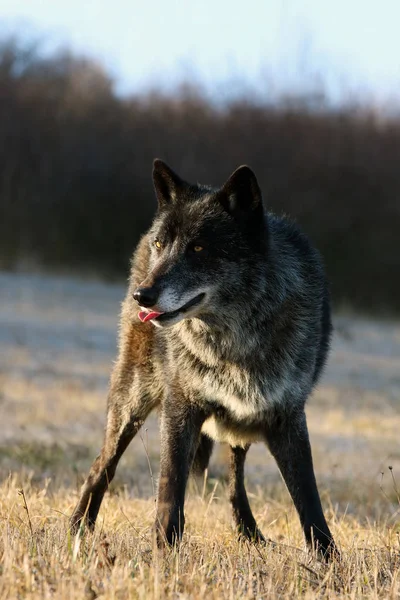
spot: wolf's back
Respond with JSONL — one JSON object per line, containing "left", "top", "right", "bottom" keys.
{"left": 267, "top": 213, "right": 332, "bottom": 387}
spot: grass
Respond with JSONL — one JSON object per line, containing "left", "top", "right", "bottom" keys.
{"left": 2, "top": 472, "right": 400, "bottom": 599}
{"left": 1, "top": 271, "right": 400, "bottom": 598}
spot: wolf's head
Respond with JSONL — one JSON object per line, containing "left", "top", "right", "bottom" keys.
{"left": 133, "top": 159, "right": 268, "bottom": 328}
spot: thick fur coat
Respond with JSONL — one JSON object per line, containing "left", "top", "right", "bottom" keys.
{"left": 71, "top": 160, "right": 336, "bottom": 559}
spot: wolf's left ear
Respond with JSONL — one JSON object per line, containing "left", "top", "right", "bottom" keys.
{"left": 219, "top": 165, "right": 263, "bottom": 217}
{"left": 153, "top": 159, "right": 186, "bottom": 209}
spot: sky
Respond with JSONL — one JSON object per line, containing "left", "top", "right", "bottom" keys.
{"left": 1, "top": 0, "right": 400, "bottom": 104}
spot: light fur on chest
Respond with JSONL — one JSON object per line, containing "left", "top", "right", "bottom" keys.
{"left": 197, "top": 369, "right": 306, "bottom": 447}
{"left": 172, "top": 323, "right": 310, "bottom": 446}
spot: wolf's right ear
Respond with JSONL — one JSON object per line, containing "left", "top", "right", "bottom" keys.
{"left": 153, "top": 159, "right": 186, "bottom": 209}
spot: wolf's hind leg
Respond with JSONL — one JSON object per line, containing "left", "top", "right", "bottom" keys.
{"left": 70, "top": 390, "right": 154, "bottom": 533}
{"left": 191, "top": 434, "right": 214, "bottom": 476}
{"left": 229, "top": 445, "right": 265, "bottom": 543}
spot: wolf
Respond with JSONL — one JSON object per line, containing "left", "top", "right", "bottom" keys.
{"left": 70, "top": 159, "right": 337, "bottom": 559}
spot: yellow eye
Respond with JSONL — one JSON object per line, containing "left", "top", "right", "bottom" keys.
{"left": 154, "top": 240, "right": 162, "bottom": 249}
{"left": 193, "top": 245, "right": 203, "bottom": 252}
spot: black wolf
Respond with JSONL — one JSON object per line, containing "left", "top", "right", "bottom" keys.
{"left": 71, "top": 159, "right": 336, "bottom": 558}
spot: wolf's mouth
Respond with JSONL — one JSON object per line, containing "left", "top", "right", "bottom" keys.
{"left": 138, "top": 293, "right": 205, "bottom": 323}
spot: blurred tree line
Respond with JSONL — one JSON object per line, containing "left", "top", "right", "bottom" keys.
{"left": 0, "top": 36, "right": 399, "bottom": 313}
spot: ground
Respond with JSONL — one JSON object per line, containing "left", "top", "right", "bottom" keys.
{"left": 1, "top": 271, "right": 400, "bottom": 599}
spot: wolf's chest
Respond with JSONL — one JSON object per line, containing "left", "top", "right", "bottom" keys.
{"left": 172, "top": 326, "right": 295, "bottom": 416}
{"left": 176, "top": 345, "right": 273, "bottom": 417}
{"left": 170, "top": 330, "right": 296, "bottom": 446}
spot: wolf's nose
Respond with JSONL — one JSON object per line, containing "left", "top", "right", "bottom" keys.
{"left": 133, "top": 287, "right": 158, "bottom": 308}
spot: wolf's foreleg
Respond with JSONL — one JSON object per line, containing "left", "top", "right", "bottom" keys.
{"left": 264, "top": 409, "right": 337, "bottom": 560}
{"left": 156, "top": 401, "right": 206, "bottom": 546}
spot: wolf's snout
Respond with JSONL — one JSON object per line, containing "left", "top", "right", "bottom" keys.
{"left": 133, "top": 287, "right": 159, "bottom": 308}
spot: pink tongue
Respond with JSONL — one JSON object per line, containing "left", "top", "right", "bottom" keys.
{"left": 138, "top": 310, "right": 163, "bottom": 323}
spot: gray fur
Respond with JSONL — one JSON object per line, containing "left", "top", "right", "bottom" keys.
{"left": 70, "top": 159, "right": 337, "bottom": 560}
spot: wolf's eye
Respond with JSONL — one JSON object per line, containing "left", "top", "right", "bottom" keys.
{"left": 193, "top": 245, "right": 203, "bottom": 252}
{"left": 154, "top": 239, "right": 162, "bottom": 250}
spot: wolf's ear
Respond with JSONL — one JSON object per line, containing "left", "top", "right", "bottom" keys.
{"left": 153, "top": 159, "right": 186, "bottom": 209}
{"left": 219, "top": 165, "right": 262, "bottom": 216}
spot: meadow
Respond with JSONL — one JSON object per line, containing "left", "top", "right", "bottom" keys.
{"left": 1, "top": 271, "right": 400, "bottom": 599}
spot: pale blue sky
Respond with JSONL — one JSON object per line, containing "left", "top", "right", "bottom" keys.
{"left": 1, "top": 0, "right": 399, "bottom": 103}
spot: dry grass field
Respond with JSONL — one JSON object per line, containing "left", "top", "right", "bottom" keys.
{"left": 1, "top": 271, "right": 400, "bottom": 599}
